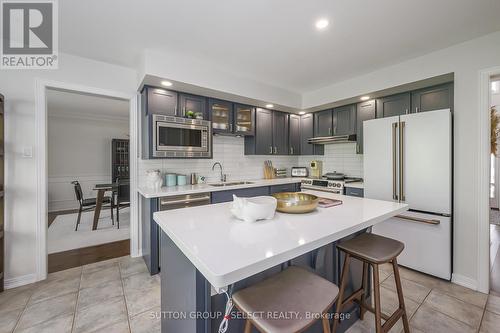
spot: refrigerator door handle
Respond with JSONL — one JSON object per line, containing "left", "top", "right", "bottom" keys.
{"left": 392, "top": 122, "right": 398, "bottom": 200}
{"left": 399, "top": 121, "right": 406, "bottom": 201}
{"left": 395, "top": 214, "right": 441, "bottom": 225}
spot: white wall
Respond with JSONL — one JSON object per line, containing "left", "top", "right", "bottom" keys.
{"left": 48, "top": 115, "right": 129, "bottom": 211}
{"left": 303, "top": 30, "right": 500, "bottom": 289}
{"left": 0, "top": 53, "right": 137, "bottom": 285}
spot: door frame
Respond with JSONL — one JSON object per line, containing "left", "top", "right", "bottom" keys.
{"left": 478, "top": 66, "right": 500, "bottom": 293}
{"left": 34, "top": 78, "right": 139, "bottom": 281}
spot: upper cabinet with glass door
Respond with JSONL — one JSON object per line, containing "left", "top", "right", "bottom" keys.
{"left": 233, "top": 104, "right": 255, "bottom": 136}
{"left": 209, "top": 99, "right": 233, "bottom": 134}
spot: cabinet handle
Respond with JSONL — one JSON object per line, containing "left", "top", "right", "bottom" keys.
{"left": 328, "top": 127, "right": 331, "bottom": 136}
{"left": 230, "top": 123, "right": 233, "bottom": 132}
{"left": 392, "top": 122, "right": 398, "bottom": 201}
{"left": 334, "top": 126, "right": 337, "bottom": 135}
{"left": 415, "top": 107, "right": 419, "bottom": 113}
{"left": 175, "top": 106, "right": 178, "bottom": 115}
{"left": 399, "top": 121, "right": 406, "bottom": 201}
{"left": 395, "top": 214, "right": 440, "bottom": 225}
{"left": 290, "top": 147, "right": 294, "bottom": 155}
{"left": 274, "top": 146, "right": 277, "bottom": 154}
{"left": 405, "top": 108, "right": 409, "bottom": 115}
{"left": 269, "top": 146, "right": 273, "bottom": 154}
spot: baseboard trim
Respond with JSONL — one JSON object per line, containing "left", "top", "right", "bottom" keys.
{"left": 4, "top": 273, "right": 38, "bottom": 289}
{"left": 452, "top": 273, "right": 479, "bottom": 291}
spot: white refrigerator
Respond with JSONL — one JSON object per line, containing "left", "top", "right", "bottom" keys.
{"left": 364, "top": 109, "right": 452, "bottom": 280}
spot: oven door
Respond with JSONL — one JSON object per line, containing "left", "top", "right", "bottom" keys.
{"left": 152, "top": 116, "right": 211, "bottom": 158}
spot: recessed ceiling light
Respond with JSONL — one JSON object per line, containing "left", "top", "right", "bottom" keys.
{"left": 299, "top": 111, "right": 306, "bottom": 115}
{"left": 315, "top": 19, "right": 329, "bottom": 30}
{"left": 360, "top": 96, "right": 370, "bottom": 101}
{"left": 161, "top": 80, "right": 173, "bottom": 87}
{"left": 266, "top": 104, "right": 274, "bottom": 108}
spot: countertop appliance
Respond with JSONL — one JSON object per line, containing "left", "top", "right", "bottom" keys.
{"left": 309, "top": 160, "right": 323, "bottom": 179}
{"left": 151, "top": 115, "right": 212, "bottom": 158}
{"left": 291, "top": 167, "right": 308, "bottom": 177}
{"left": 363, "top": 109, "right": 452, "bottom": 280}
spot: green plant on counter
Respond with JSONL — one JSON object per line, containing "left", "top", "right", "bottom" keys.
{"left": 185, "top": 110, "right": 195, "bottom": 118}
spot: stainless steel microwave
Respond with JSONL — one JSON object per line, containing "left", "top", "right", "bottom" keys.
{"left": 152, "top": 115, "right": 212, "bottom": 158}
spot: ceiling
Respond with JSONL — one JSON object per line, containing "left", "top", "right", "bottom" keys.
{"left": 59, "top": 0, "right": 500, "bottom": 93}
{"left": 47, "top": 89, "right": 129, "bottom": 120}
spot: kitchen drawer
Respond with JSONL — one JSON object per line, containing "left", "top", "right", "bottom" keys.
{"left": 269, "top": 183, "right": 299, "bottom": 194}
{"left": 345, "top": 187, "right": 364, "bottom": 197}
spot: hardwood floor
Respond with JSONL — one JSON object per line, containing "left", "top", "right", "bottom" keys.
{"left": 47, "top": 210, "right": 130, "bottom": 273}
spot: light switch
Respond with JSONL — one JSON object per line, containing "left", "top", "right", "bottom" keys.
{"left": 23, "top": 146, "right": 33, "bottom": 158}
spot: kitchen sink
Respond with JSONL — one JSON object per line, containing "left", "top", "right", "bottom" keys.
{"left": 209, "top": 181, "right": 254, "bottom": 187}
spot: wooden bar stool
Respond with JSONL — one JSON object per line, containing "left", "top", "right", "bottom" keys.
{"left": 332, "top": 233, "right": 410, "bottom": 333}
{"left": 232, "top": 266, "right": 339, "bottom": 333}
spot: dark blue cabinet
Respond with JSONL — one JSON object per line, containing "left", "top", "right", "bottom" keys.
{"left": 178, "top": 93, "right": 207, "bottom": 119}
{"left": 314, "top": 110, "right": 333, "bottom": 137}
{"left": 269, "top": 183, "right": 300, "bottom": 194}
{"left": 411, "top": 83, "right": 454, "bottom": 113}
{"left": 345, "top": 187, "right": 364, "bottom": 197}
{"left": 300, "top": 113, "right": 324, "bottom": 155}
{"left": 356, "top": 100, "right": 376, "bottom": 154}
{"left": 209, "top": 99, "right": 233, "bottom": 134}
{"left": 376, "top": 93, "right": 410, "bottom": 118}
{"left": 211, "top": 186, "right": 270, "bottom": 204}
{"left": 333, "top": 104, "right": 356, "bottom": 135}
{"left": 143, "top": 86, "right": 178, "bottom": 116}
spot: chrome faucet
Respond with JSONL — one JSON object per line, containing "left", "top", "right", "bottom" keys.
{"left": 212, "top": 162, "right": 226, "bottom": 182}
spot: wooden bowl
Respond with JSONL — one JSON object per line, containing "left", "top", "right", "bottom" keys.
{"left": 271, "top": 192, "right": 319, "bottom": 213}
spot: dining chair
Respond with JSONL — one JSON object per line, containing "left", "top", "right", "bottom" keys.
{"left": 71, "top": 181, "right": 113, "bottom": 231}
{"left": 115, "top": 178, "right": 130, "bottom": 229}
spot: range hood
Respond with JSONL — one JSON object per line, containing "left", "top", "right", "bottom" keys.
{"left": 307, "top": 134, "right": 357, "bottom": 144}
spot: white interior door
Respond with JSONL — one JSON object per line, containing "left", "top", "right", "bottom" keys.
{"left": 363, "top": 116, "right": 400, "bottom": 201}
{"left": 400, "top": 109, "right": 451, "bottom": 214}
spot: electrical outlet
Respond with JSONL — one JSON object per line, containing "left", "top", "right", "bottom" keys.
{"left": 23, "top": 146, "right": 33, "bottom": 158}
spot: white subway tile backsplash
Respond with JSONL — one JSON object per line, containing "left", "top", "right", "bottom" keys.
{"left": 298, "top": 143, "right": 364, "bottom": 177}
{"left": 138, "top": 138, "right": 364, "bottom": 184}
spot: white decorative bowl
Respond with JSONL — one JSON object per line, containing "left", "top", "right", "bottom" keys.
{"left": 230, "top": 195, "right": 277, "bottom": 223}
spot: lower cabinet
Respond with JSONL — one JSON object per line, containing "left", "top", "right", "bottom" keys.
{"left": 211, "top": 183, "right": 301, "bottom": 203}
{"left": 269, "top": 183, "right": 300, "bottom": 194}
{"left": 211, "top": 186, "right": 270, "bottom": 204}
{"left": 344, "top": 187, "right": 364, "bottom": 197}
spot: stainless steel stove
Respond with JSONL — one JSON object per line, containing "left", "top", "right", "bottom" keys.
{"left": 301, "top": 175, "right": 363, "bottom": 194}
{"left": 300, "top": 178, "right": 344, "bottom": 194}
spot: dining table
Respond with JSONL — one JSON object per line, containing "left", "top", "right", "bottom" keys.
{"left": 92, "top": 183, "right": 118, "bottom": 230}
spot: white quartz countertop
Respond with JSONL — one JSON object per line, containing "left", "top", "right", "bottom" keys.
{"left": 153, "top": 190, "right": 408, "bottom": 290}
{"left": 138, "top": 177, "right": 302, "bottom": 198}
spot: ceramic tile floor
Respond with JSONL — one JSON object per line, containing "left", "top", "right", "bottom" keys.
{"left": 2, "top": 257, "right": 500, "bottom": 333}
{"left": 346, "top": 263, "right": 500, "bottom": 333}
{"left": 0, "top": 256, "right": 160, "bottom": 333}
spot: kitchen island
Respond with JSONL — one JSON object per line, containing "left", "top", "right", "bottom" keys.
{"left": 153, "top": 190, "right": 408, "bottom": 333}
{"left": 139, "top": 178, "right": 302, "bottom": 275}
